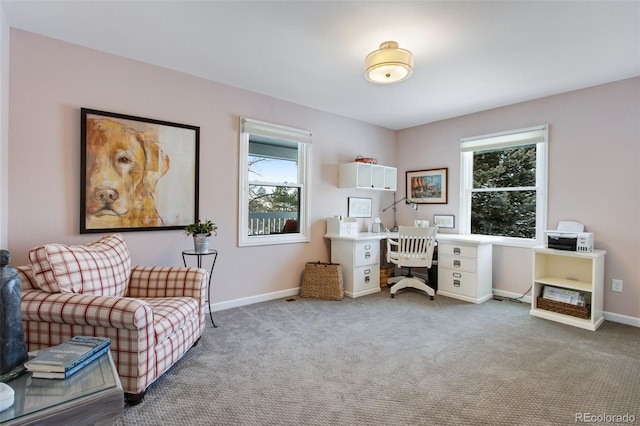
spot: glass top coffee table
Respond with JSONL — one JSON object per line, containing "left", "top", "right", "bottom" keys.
{"left": 0, "top": 350, "right": 123, "bottom": 425}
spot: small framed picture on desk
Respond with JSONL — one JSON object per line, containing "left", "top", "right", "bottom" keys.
{"left": 434, "top": 214, "right": 455, "bottom": 229}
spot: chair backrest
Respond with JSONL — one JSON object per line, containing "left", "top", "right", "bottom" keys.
{"left": 390, "top": 225, "right": 438, "bottom": 268}
{"left": 282, "top": 219, "right": 298, "bottom": 233}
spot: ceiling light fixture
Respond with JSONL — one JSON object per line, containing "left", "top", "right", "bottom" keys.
{"left": 365, "top": 41, "right": 414, "bottom": 84}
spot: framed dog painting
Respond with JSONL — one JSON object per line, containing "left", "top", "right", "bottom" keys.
{"left": 80, "top": 108, "right": 199, "bottom": 233}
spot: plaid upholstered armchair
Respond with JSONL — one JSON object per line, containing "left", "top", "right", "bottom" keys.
{"left": 16, "top": 234, "right": 207, "bottom": 404}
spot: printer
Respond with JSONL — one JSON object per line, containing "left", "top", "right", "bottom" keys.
{"left": 544, "top": 221, "right": 594, "bottom": 252}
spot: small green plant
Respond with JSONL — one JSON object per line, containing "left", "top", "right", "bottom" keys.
{"left": 184, "top": 219, "right": 218, "bottom": 236}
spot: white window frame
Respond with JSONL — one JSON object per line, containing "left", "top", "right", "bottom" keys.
{"left": 459, "top": 125, "right": 548, "bottom": 247}
{"left": 238, "top": 117, "right": 311, "bottom": 247}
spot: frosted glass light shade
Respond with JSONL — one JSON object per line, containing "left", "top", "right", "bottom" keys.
{"left": 365, "top": 41, "right": 413, "bottom": 84}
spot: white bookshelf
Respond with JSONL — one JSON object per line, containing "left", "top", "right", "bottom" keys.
{"left": 530, "top": 247, "right": 606, "bottom": 331}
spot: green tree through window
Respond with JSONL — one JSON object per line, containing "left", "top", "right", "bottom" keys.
{"left": 471, "top": 145, "right": 537, "bottom": 238}
{"left": 460, "top": 125, "right": 547, "bottom": 243}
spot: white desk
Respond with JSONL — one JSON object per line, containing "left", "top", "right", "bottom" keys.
{"left": 324, "top": 232, "right": 495, "bottom": 302}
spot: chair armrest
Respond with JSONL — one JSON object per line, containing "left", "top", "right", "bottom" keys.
{"left": 21, "top": 290, "right": 153, "bottom": 330}
{"left": 127, "top": 266, "right": 207, "bottom": 299}
{"left": 128, "top": 266, "right": 208, "bottom": 323}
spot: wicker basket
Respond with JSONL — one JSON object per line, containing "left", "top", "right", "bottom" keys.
{"left": 380, "top": 266, "right": 394, "bottom": 287}
{"left": 536, "top": 297, "right": 590, "bottom": 319}
{"left": 300, "top": 262, "right": 344, "bottom": 300}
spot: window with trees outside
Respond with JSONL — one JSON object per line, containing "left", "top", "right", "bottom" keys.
{"left": 238, "top": 117, "right": 311, "bottom": 247}
{"left": 459, "top": 125, "right": 548, "bottom": 245}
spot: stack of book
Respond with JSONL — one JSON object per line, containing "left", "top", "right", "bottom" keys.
{"left": 24, "top": 336, "right": 111, "bottom": 379}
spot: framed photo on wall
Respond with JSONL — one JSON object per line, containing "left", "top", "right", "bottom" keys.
{"left": 80, "top": 108, "right": 200, "bottom": 233}
{"left": 406, "top": 168, "right": 448, "bottom": 204}
{"left": 348, "top": 197, "right": 372, "bottom": 218}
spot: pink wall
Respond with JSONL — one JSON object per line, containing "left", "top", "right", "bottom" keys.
{"left": 397, "top": 77, "right": 640, "bottom": 321}
{"left": 7, "top": 30, "right": 396, "bottom": 306}
{"left": 6, "top": 29, "right": 639, "bottom": 322}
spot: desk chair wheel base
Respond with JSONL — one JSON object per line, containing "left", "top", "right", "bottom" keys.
{"left": 389, "top": 276, "right": 435, "bottom": 300}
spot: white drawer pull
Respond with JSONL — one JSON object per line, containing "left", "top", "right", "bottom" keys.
{"left": 453, "top": 260, "right": 461, "bottom": 267}
{"left": 453, "top": 280, "right": 461, "bottom": 287}
{"left": 365, "top": 252, "right": 371, "bottom": 259}
{"left": 453, "top": 272, "right": 462, "bottom": 278}
{"left": 453, "top": 247, "right": 461, "bottom": 255}
{"left": 364, "top": 276, "right": 370, "bottom": 283}
{"left": 364, "top": 269, "right": 371, "bottom": 274}
{"left": 364, "top": 245, "right": 371, "bottom": 250}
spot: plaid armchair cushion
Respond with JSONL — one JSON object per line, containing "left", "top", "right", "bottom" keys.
{"left": 28, "top": 233, "right": 131, "bottom": 296}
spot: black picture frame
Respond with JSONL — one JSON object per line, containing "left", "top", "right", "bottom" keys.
{"left": 80, "top": 108, "right": 199, "bottom": 233}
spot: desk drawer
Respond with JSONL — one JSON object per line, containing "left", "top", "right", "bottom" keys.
{"left": 439, "top": 269, "right": 477, "bottom": 298}
{"left": 438, "top": 244, "right": 477, "bottom": 258}
{"left": 354, "top": 242, "right": 379, "bottom": 267}
{"left": 438, "top": 254, "right": 477, "bottom": 273}
{"left": 354, "top": 265, "right": 379, "bottom": 291}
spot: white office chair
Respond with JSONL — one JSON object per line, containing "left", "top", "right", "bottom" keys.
{"left": 386, "top": 225, "right": 438, "bottom": 299}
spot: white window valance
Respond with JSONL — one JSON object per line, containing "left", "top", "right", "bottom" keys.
{"left": 241, "top": 117, "right": 312, "bottom": 145}
{"left": 461, "top": 125, "right": 546, "bottom": 152}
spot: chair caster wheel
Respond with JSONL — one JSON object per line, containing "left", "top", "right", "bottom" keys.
{"left": 430, "top": 296, "right": 434, "bottom": 300}
{"left": 391, "top": 294, "right": 395, "bottom": 299}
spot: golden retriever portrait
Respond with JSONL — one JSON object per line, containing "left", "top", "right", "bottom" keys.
{"left": 85, "top": 118, "right": 170, "bottom": 228}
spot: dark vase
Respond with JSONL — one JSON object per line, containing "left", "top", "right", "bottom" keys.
{"left": 0, "top": 250, "right": 28, "bottom": 382}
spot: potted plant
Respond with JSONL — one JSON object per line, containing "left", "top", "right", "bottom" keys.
{"left": 184, "top": 219, "right": 218, "bottom": 253}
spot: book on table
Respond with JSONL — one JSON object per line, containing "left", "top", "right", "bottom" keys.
{"left": 30, "top": 345, "right": 110, "bottom": 379}
{"left": 25, "top": 336, "right": 111, "bottom": 378}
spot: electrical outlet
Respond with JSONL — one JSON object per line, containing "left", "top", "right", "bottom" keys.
{"left": 612, "top": 279, "right": 623, "bottom": 293}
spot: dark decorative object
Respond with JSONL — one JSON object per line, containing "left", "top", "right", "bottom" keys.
{"left": 0, "top": 250, "right": 28, "bottom": 382}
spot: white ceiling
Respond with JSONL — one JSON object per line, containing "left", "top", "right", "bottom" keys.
{"left": 3, "top": 1, "right": 639, "bottom": 130}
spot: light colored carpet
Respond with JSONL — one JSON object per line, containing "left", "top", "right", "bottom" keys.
{"left": 113, "top": 288, "right": 639, "bottom": 425}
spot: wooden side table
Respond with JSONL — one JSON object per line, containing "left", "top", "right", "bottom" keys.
{"left": 0, "top": 350, "right": 123, "bottom": 425}
{"left": 182, "top": 249, "right": 218, "bottom": 327}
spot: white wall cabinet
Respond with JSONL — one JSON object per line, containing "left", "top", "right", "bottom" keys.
{"left": 338, "top": 162, "right": 397, "bottom": 191}
{"left": 436, "top": 236, "right": 493, "bottom": 304}
{"left": 530, "top": 247, "right": 606, "bottom": 331}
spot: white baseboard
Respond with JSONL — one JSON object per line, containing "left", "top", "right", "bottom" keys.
{"left": 491, "top": 289, "right": 532, "bottom": 304}
{"left": 207, "top": 286, "right": 640, "bottom": 329}
{"left": 209, "top": 287, "right": 300, "bottom": 312}
{"left": 603, "top": 311, "right": 640, "bottom": 328}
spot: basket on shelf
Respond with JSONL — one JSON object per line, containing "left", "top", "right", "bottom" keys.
{"left": 354, "top": 156, "right": 378, "bottom": 164}
{"left": 536, "top": 297, "right": 590, "bottom": 319}
{"left": 300, "top": 262, "right": 344, "bottom": 301}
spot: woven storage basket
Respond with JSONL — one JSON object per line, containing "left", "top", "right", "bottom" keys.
{"left": 379, "top": 266, "right": 394, "bottom": 287}
{"left": 300, "top": 262, "right": 344, "bottom": 300}
{"left": 536, "top": 297, "right": 590, "bottom": 319}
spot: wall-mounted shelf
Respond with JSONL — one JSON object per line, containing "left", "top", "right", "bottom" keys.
{"left": 338, "top": 162, "right": 397, "bottom": 191}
